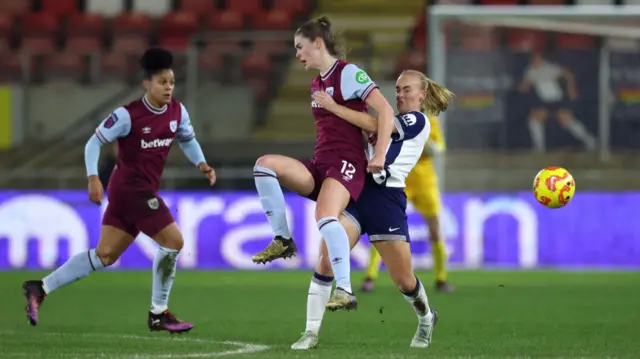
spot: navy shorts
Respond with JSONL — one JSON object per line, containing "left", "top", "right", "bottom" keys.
{"left": 343, "top": 176, "right": 410, "bottom": 242}
{"left": 531, "top": 94, "right": 573, "bottom": 112}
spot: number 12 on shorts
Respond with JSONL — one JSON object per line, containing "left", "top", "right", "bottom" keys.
{"left": 341, "top": 160, "right": 356, "bottom": 181}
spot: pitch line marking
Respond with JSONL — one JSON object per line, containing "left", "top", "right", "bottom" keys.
{"left": 0, "top": 331, "right": 270, "bottom": 358}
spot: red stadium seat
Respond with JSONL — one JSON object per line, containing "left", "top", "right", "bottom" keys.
{"left": 65, "top": 13, "right": 104, "bottom": 52}
{"left": 203, "top": 39, "right": 241, "bottom": 54}
{"left": 21, "top": 12, "right": 59, "bottom": 53}
{"left": 111, "top": 13, "right": 151, "bottom": 52}
{"left": 0, "top": 53, "right": 25, "bottom": 83}
{"left": 111, "top": 35, "right": 148, "bottom": 53}
{"left": 23, "top": 12, "right": 58, "bottom": 31}
{"left": 555, "top": 34, "right": 596, "bottom": 50}
{"left": 272, "top": 0, "right": 308, "bottom": 16}
{"left": 68, "top": 13, "right": 104, "bottom": 34}
{"left": 528, "top": 0, "right": 565, "bottom": 4}
{"left": 459, "top": 25, "right": 498, "bottom": 51}
{"left": 100, "top": 52, "right": 134, "bottom": 82}
{"left": 0, "top": 13, "right": 13, "bottom": 37}
{"left": 41, "top": 0, "right": 78, "bottom": 16}
{"left": 158, "top": 11, "right": 198, "bottom": 37}
{"left": 197, "top": 51, "right": 223, "bottom": 82}
{"left": 180, "top": 0, "right": 216, "bottom": 14}
{"left": 395, "top": 51, "right": 426, "bottom": 75}
{"left": 0, "top": 0, "right": 30, "bottom": 14}
{"left": 66, "top": 35, "right": 101, "bottom": 52}
{"left": 241, "top": 52, "right": 272, "bottom": 79}
{"left": 251, "top": 10, "right": 291, "bottom": 30}
{"left": 480, "top": 0, "right": 519, "bottom": 4}
{"left": 158, "top": 11, "right": 198, "bottom": 50}
{"left": 251, "top": 39, "right": 288, "bottom": 55}
{"left": 112, "top": 12, "right": 152, "bottom": 34}
{"left": 226, "top": 0, "right": 262, "bottom": 15}
{"left": 507, "top": 29, "right": 547, "bottom": 52}
{"left": 206, "top": 11, "right": 245, "bottom": 31}
{"left": 42, "top": 53, "right": 86, "bottom": 83}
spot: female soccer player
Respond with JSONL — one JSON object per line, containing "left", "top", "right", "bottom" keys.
{"left": 362, "top": 71, "right": 454, "bottom": 292}
{"left": 252, "top": 16, "right": 395, "bottom": 309}
{"left": 22, "top": 48, "right": 216, "bottom": 333}
{"left": 290, "top": 70, "right": 454, "bottom": 350}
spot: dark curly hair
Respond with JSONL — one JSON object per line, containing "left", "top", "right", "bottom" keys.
{"left": 139, "top": 48, "right": 173, "bottom": 79}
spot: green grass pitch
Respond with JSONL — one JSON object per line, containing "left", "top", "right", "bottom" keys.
{"left": 1, "top": 270, "right": 638, "bottom": 359}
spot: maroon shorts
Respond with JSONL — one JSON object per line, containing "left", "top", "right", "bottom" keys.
{"left": 302, "top": 156, "right": 366, "bottom": 202}
{"left": 103, "top": 191, "right": 175, "bottom": 238}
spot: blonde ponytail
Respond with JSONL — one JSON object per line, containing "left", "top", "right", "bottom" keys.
{"left": 401, "top": 69, "right": 455, "bottom": 116}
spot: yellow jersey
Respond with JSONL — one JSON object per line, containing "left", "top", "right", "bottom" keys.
{"left": 407, "top": 115, "right": 445, "bottom": 186}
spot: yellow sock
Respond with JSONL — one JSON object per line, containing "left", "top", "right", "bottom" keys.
{"left": 365, "top": 246, "right": 382, "bottom": 279}
{"left": 431, "top": 239, "right": 448, "bottom": 282}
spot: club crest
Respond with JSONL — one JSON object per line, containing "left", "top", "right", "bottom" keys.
{"left": 147, "top": 198, "right": 159, "bottom": 210}
{"left": 169, "top": 120, "right": 178, "bottom": 133}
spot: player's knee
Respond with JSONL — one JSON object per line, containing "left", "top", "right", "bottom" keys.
{"left": 163, "top": 234, "right": 184, "bottom": 251}
{"left": 95, "top": 247, "right": 120, "bottom": 267}
{"left": 315, "top": 203, "right": 339, "bottom": 222}
{"left": 255, "top": 155, "right": 278, "bottom": 172}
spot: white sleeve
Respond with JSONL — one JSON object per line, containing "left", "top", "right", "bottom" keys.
{"left": 94, "top": 107, "right": 131, "bottom": 144}
{"left": 340, "top": 63, "right": 378, "bottom": 102}
{"left": 393, "top": 111, "right": 427, "bottom": 141}
{"left": 176, "top": 103, "right": 196, "bottom": 142}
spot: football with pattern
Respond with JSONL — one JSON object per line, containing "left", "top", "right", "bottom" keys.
{"left": 533, "top": 167, "right": 575, "bottom": 208}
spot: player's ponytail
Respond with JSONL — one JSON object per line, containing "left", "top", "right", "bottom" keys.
{"left": 296, "top": 16, "right": 346, "bottom": 59}
{"left": 402, "top": 70, "right": 455, "bottom": 116}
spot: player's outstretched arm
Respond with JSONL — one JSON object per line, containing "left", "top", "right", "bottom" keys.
{"left": 176, "top": 103, "right": 215, "bottom": 185}
{"left": 85, "top": 135, "right": 106, "bottom": 205}
{"left": 177, "top": 138, "right": 215, "bottom": 186}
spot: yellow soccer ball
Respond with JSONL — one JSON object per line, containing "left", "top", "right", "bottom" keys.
{"left": 533, "top": 167, "right": 576, "bottom": 208}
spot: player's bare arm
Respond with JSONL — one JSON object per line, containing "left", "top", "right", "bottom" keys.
{"left": 312, "top": 90, "right": 399, "bottom": 134}
{"left": 562, "top": 68, "right": 579, "bottom": 100}
{"left": 176, "top": 103, "right": 216, "bottom": 186}
{"left": 365, "top": 89, "right": 395, "bottom": 172}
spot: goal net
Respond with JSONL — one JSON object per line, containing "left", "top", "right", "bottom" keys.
{"left": 428, "top": 5, "right": 640, "bottom": 191}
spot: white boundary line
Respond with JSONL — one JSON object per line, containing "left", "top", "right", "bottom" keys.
{"left": 0, "top": 331, "right": 270, "bottom": 359}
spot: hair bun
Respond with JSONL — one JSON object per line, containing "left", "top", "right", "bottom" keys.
{"left": 140, "top": 48, "right": 173, "bottom": 72}
{"left": 316, "top": 16, "right": 332, "bottom": 28}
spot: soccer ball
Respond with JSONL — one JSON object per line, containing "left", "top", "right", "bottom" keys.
{"left": 532, "top": 166, "right": 575, "bottom": 208}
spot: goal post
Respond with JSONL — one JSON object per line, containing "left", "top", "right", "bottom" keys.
{"left": 428, "top": 5, "right": 640, "bottom": 191}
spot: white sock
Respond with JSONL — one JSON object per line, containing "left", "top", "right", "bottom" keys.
{"left": 317, "top": 217, "right": 352, "bottom": 293}
{"left": 528, "top": 119, "right": 545, "bottom": 152}
{"left": 150, "top": 246, "right": 179, "bottom": 315}
{"left": 306, "top": 272, "right": 333, "bottom": 334}
{"left": 402, "top": 278, "right": 431, "bottom": 322}
{"left": 42, "top": 249, "right": 104, "bottom": 294}
{"left": 563, "top": 119, "right": 596, "bottom": 149}
{"left": 253, "top": 165, "right": 291, "bottom": 239}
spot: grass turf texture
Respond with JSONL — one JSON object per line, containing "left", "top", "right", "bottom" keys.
{"left": 1, "top": 270, "right": 638, "bottom": 359}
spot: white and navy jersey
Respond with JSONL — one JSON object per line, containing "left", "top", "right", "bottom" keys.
{"left": 525, "top": 61, "right": 564, "bottom": 102}
{"left": 366, "top": 111, "right": 431, "bottom": 188}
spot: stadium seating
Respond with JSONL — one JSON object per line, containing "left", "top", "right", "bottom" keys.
{"left": 0, "top": 0, "right": 309, "bottom": 92}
